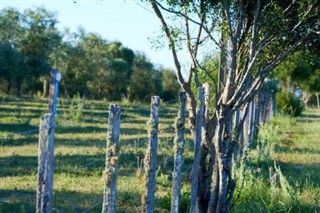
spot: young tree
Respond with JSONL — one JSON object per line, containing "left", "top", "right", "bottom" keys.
{"left": 147, "top": 0, "right": 319, "bottom": 212}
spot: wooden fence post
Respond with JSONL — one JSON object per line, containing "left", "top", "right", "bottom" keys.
{"left": 171, "top": 92, "right": 186, "bottom": 213}
{"left": 252, "top": 94, "right": 262, "bottom": 145}
{"left": 102, "top": 104, "right": 121, "bottom": 213}
{"left": 36, "top": 67, "right": 60, "bottom": 213}
{"left": 142, "top": 96, "right": 160, "bottom": 213}
{"left": 189, "top": 87, "right": 204, "bottom": 213}
{"left": 48, "top": 68, "right": 58, "bottom": 114}
{"left": 36, "top": 113, "right": 55, "bottom": 213}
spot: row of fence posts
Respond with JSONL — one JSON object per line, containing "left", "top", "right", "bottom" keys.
{"left": 35, "top": 72, "right": 276, "bottom": 212}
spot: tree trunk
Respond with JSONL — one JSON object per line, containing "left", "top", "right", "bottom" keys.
{"left": 198, "top": 83, "right": 215, "bottom": 212}
{"left": 302, "top": 91, "right": 310, "bottom": 109}
{"left": 316, "top": 92, "right": 319, "bottom": 109}
{"left": 16, "top": 78, "right": 22, "bottom": 97}
{"left": 189, "top": 87, "right": 204, "bottom": 213}
{"left": 42, "top": 78, "right": 48, "bottom": 99}
{"left": 6, "top": 81, "right": 12, "bottom": 94}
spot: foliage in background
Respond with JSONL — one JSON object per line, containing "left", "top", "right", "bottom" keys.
{"left": 0, "top": 7, "right": 179, "bottom": 102}
{"left": 274, "top": 50, "right": 320, "bottom": 107}
{"left": 277, "top": 89, "right": 304, "bottom": 117}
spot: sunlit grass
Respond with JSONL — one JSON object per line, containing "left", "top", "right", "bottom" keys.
{"left": 1, "top": 97, "right": 319, "bottom": 212}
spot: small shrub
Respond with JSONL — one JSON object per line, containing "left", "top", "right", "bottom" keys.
{"left": 276, "top": 90, "right": 304, "bottom": 117}
{"left": 63, "top": 95, "right": 86, "bottom": 122}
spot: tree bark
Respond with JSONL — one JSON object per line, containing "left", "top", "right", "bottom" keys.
{"left": 190, "top": 87, "right": 204, "bottom": 213}
{"left": 16, "top": 78, "right": 22, "bottom": 98}
{"left": 6, "top": 81, "right": 12, "bottom": 94}
{"left": 198, "top": 83, "right": 215, "bottom": 212}
{"left": 41, "top": 78, "right": 48, "bottom": 99}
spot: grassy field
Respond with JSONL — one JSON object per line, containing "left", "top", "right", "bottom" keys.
{"left": 0, "top": 96, "right": 319, "bottom": 212}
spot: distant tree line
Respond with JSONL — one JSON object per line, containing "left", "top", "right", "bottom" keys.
{"left": 0, "top": 7, "right": 180, "bottom": 102}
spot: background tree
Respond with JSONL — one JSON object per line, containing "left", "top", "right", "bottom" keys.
{"left": 0, "top": 7, "right": 182, "bottom": 102}
{"left": 127, "top": 52, "right": 162, "bottom": 102}
{"left": 0, "top": 8, "right": 24, "bottom": 95}
{"left": 275, "top": 50, "right": 320, "bottom": 107}
{"left": 160, "top": 69, "right": 180, "bottom": 101}
{"left": 0, "top": 7, "right": 61, "bottom": 97}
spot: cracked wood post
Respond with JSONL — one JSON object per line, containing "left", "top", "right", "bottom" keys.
{"left": 171, "top": 92, "right": 186, "bottom": 213}
{"left": 189, "top": 87, "right": 204, "bottom": 213}
{"left": 102, "top": 104, "right": 121, "bottom": 213}
{"left": 36, "top": 113, "right": 55, "bottom": 213}
{"left": 142, "top": 96, "right": 160, "bottom": 213}
{"left": 36, "top": 67, "right": 59, "bottom": 213}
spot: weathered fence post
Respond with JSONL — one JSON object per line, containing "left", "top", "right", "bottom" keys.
{"left": 142, "top": 96, "right": 160, "bottom": 213}
{"left": 171, "top": 92, "right": 186, "bottom": 213}
{"left": 36, "top": 68, "right": 60, "bottom": 213}
{"left": 36, "top": 113, "right": 55, "bottom": 213}
{"left": 48, "top": 68, "right": 58, "bottom": 114}
{"left": 252, "top": 94, "right": 262, "bottom": 145}
{"left": 102, "top": 104, "right": 121, "bottom": 213}
{"left": 189, "top": 87, "right": 204, "bottom": 213}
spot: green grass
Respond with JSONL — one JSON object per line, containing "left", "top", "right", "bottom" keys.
{"left": 1, "top": 96, "right": 319, "bottom": 212}
{"left": 232, "top": 109, "right": 320, "bottom": 213}
{"left": 0, "top": 96, "right": 194, "bottom": 212}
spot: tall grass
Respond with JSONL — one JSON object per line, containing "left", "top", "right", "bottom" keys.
{"left": 232, "top": 112, "right": 320, "bottom": 213}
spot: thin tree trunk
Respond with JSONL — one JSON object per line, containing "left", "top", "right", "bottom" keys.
{"left": 42, "top": 78, "right": 48, "bottom": 99}
{"left": 316, "top": 92, "right": 319, "bottom": 109}
{"left": 207, "top": 160, "right": 219, "bottom": 213}
{"left": 102, "top": 104, "right": 121, "bottom": 213}
{"left": 198, "top": 83, "right": 214, "bottom": 212}
{"left": 171, "top": 92, "right": 186, "bottom": 213}
{"left": 6, "top": 81, "right": 12, "bottom": 94}
{"left": 189, "top": 87, "right": 204, "bottom": 213}
{"left": 142, "top": 96, "right": 160, "bottom": 213}
{"left": 215, "top": 118, "right": 228, "bottom": 213}
{"left": 16, "top": 78, "right": 22, "bottom": 98}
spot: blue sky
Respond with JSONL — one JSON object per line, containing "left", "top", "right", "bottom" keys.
{"left": 0, "top": 0, "right": 190, "bottom": 70}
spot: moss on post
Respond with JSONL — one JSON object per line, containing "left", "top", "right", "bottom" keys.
{"left": 171, "top": 92, "right": 186, "bottom": 213}
{"left": 141, "top": 96, "right": 160, "bottom": 213}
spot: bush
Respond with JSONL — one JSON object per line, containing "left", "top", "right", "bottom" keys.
{"left": 276, "top": 90, "right": 304, "bottom": 117}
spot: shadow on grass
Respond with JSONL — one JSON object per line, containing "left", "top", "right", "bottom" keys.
{"left": 274, "top": 144, "right": 320, "bottom": 155}
{"left": 0, "top": 187, "right": 144, "bottom": 213}
{"left": 56, "top": 125, "right": 107, "bottom": 134}
{"left": 0, "top": 107, "right": 45, "bottom": 117}
{"left": 0, "top": 123, "right": 38, "bottom": 134}
{"left": 0, "top": 154, "right": 106, "bottom": 177}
